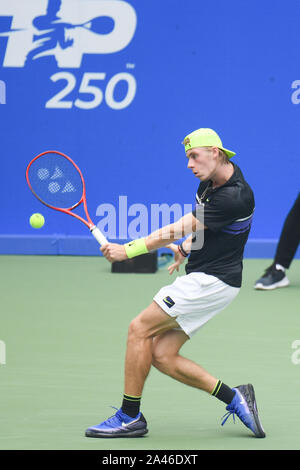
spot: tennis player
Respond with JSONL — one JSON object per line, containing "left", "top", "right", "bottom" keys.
{"left": 85, "top": 128, "right": 265, "bottom": 439}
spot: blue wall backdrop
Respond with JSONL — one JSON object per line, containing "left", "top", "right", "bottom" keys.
{"left": 0, "top": 0, "right": 299, "bottom": 257}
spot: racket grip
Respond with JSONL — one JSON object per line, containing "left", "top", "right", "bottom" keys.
{"left": 90, "top": 226, "right": 108, "bottom": 246}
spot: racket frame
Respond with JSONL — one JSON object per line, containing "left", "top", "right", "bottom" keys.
{"left": 26, "top": 150, "right": 107, "bottom": 245}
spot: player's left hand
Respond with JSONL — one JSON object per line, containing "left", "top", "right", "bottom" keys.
{"left": 166, "top": 243, "right": 186, "bottom": 275}
{"left": 101, "top": 243, "right": 127, "bottom": 262}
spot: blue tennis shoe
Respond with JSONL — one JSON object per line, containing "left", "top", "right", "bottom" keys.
{"left": 221, "top": 384, "right": 265, "bottom": 438}
{"left": 85, "top": 407, "right": 148, "bottom": 438}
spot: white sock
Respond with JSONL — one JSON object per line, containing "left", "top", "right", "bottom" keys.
{"left": 275, "top": 264, "right": 285, "bottom": 272}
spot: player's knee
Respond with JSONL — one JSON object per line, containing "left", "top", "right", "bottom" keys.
{"left": 127, "top": 317, "right": 148, "bottom": 342}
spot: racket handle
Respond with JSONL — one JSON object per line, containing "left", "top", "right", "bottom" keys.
{"left": 90, "top": 226, "right": 108, "bottom": 246}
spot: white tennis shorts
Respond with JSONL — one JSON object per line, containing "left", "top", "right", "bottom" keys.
{"left": 153, "top": 272, "right": 240, "bottom": 338}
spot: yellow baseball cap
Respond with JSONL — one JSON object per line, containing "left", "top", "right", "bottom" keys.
{"left": 183, "top": 128, "right": 236, "bottom": 158}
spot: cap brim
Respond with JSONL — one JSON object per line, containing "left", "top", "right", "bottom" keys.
{"left": 222, "top": 148, "right": 236, "bottom": 159}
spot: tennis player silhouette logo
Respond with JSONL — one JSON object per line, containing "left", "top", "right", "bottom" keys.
{"left": 0, "top": 0, "right": 137, "bottom": 68}
{"left": 27, "top": 0, "right": 114, "bottom": 64}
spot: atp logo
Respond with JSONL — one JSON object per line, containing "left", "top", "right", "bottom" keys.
{"left": 0, "top": 0, "right": 137, "bottom": 68}
{"left": 0, "top": 0, "right": 137, "bottom": 110}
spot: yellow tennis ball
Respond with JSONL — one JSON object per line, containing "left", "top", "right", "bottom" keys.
{"left": 30, "top": 213, "right": 45, "bottom": 229}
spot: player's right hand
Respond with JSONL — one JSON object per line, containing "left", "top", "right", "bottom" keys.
{"left": 101, "top": 243, "right": 127, "bottom": 263}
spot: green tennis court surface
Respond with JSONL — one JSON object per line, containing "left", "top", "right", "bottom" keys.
{"left": 1, "top": 256, "right": 299, "bottom": 450}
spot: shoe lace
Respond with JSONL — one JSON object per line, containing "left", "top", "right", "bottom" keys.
{"left": 221, "top": 410, "right": 236, "bottom": 426}
{"left": 221, "top": 390, "right": 254, "bottom": 428}
{"left": 103, "top": 406, "right": 122, "bottom": 426}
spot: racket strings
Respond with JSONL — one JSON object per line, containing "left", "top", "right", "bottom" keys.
{"left": 27, "top": 152, "right": 84, "bottom": 209}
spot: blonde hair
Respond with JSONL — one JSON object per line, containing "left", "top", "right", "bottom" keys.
{"left": 203, "top": 147, "right": 230, "bottom": 164}
{"left": 218, "top": 148, "right": 230, "bottom": 164}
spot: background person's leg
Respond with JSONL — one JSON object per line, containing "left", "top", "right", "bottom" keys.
{"left": 274, "top": 193, "right": 300, "bottom": 269}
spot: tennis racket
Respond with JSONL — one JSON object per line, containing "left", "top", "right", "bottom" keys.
{"left": 51, "top": 16, "right": 114, "bottom": 34}
{"left": 0, "top": 16, "right": 113, "bottom": 36}
{"left": 74, "top": 17, "right": 114, "bottom": 34}
{"left": 26, "top": 150, "right": 108, "bottom": 246}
